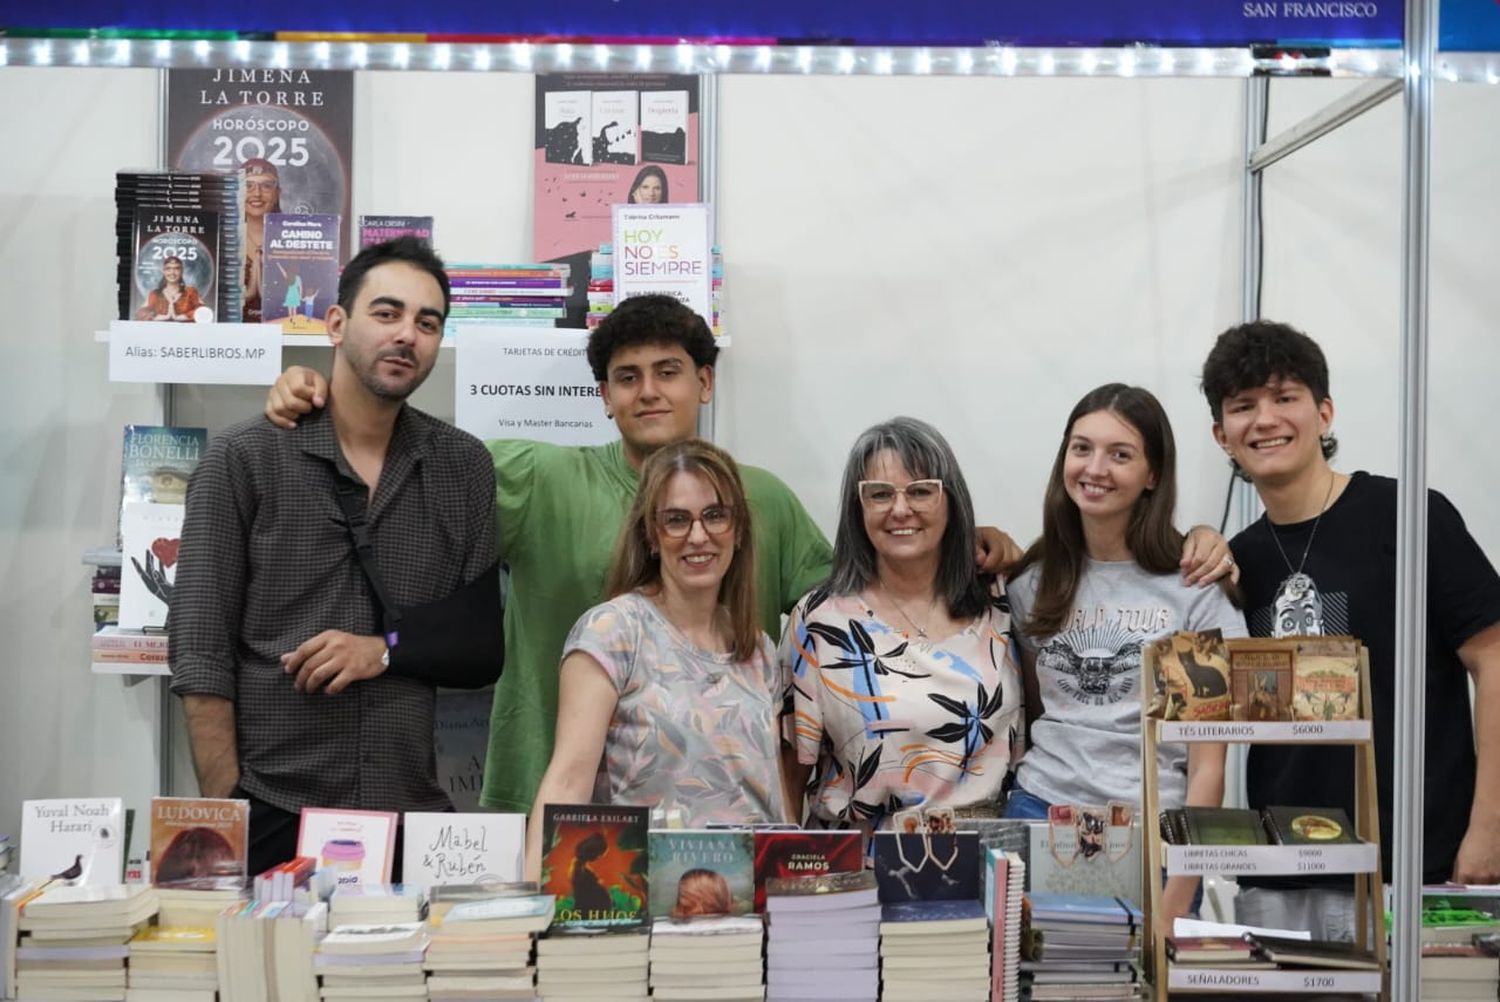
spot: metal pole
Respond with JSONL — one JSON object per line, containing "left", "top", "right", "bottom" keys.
{"left": 157, "top": 66, "right": 176, "bottom": 798}
{"left": 1234, "top": 77, "right": 1269, "bottom": 532}
{"left": 1247, "top": 79, "right": 1401, "bottom": 174}
{"left": 697, "top": 72, "right": 722, "bottom": 444}
{"left": 1392, "top": 0, "right": 1436, "bottom": 996}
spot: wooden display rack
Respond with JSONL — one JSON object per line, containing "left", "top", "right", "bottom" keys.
{"left": 1139, "top": 648, "right": 1387, "bottom": 1000}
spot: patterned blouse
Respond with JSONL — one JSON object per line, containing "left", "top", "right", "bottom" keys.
{"left": 563, "top": 590, "right": 788, "bottom": 826}
{"left": 782, "top": 584, "right": 1024, "bottom": 832}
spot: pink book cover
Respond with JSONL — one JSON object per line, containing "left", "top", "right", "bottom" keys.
{"left": 295, "top": 807, "right": 398, "bottom": 888}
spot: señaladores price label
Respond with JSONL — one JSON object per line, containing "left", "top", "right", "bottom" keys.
{"left": 453, "top": 326, "right": 616, "bottom": 446}
{"left": 108, "top": 321, "right": 282, "bottom": 385}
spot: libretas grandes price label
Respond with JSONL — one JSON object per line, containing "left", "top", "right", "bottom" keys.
{"left": 1164, "top": 842, "right": 1379, "bottom": 876}
{"left": 109, "top": 321, "right": 282, "bottom": 385}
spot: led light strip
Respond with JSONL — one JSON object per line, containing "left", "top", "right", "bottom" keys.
{"left": 3, "top": 39, "right": 1496, "bottom": 81}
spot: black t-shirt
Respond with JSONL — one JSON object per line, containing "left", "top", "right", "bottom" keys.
{"left": 1230, "top": 471, "right": 1500, "bottom": 886}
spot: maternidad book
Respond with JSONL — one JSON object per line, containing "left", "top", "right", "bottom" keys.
{"left": 358, "top": 215, "right": 433, "bottom": 249}
{"left": 19, "top": 798, "right": 126, "bottom": 886}
{"left": 540, "top": 804, "right": 648, "bottom": 928}
{"left": 119, "top": 501, "right": 184, "bottom": 631}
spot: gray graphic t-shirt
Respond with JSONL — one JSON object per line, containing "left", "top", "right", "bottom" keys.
{"left": 1010, "top": 559, "right": 1247, "bottom": 810}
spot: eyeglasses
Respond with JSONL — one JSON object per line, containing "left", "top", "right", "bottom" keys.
{"left": 858, "top": 479, "right": 944, "bottom": 512}
{"left": 244, "top": 180, "right": 279, "bottom": 193}
{"left": 656, "top": 505, "right": 735, "bottom": 538}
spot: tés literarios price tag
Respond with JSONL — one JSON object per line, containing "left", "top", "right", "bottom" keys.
{"left": 108, "top": 321, "right": 282, "bottom": 385}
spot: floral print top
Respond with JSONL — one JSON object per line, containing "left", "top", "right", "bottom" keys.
{"left": 564, "top": 590, "right": 787, "bottom": 826}
{"left": 781, "top": 584, "right": 1024, "bottom": 832}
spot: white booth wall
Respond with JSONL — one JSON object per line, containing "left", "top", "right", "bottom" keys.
{"left": 1, "top": 65, "right": 1495, "bottom": 853}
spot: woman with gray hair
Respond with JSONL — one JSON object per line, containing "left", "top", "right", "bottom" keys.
{"left": 781, "top": 417, "right": 1024, "bottom": 831}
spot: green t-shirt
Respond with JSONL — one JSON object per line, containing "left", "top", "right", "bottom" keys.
{"left": 479, "top": 437, "right": 833, "bottom": 813}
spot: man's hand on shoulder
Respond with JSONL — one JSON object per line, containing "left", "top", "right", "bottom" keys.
{"left": 282, "top": 630, "right": 387, "bottom": 695}
{"left": 265, "top": 366, "right": 328, "bottom": 429}
{"left": 976, "top": 525, "right": 1023, "bottom": 576}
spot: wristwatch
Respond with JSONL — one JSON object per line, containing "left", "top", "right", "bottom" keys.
{"left": 380, "top": 646, "right": 390, "bottom": 669}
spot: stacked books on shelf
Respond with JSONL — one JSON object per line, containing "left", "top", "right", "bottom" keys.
{"left": 126, "top": 925, "right": 219, "bottom": 1000}
{"left": 649, "top": 915, "right": 764, "bottom": 1001}
{"left": 314, "top": 920, "right": 428, "bottom": 1001}
{"left": 1164, "top": 935, "right": 1271, "bottom": 970}
{"left": 446, "top": 263, "right": 571, "bottom": 333}
{"left": 1422, "top": 935, "right": 1500, "bottom": 1001}
{"left": 1019, "top": 893, "right": 1144, "bottom": 1000}
{"left": 535, "top": 926, "right": 648, "bottom": 1001}
{"left": 328, "top": 884, "right": 425, "bottom": 927}
{"left": 217, "top": 899, "right": 328, "bottom": 1002}
{"left": 13, "top": 883, "right": 158, "bottom": 1002}
{"left": 1158, "top": 805, "right": 1362, "bottom": 847}
{"left": 89, "top": 626, "right": 167, "bottom": 675}
{"left": 115, "top": 169, "right": 242, "bottom": 324}
{"left": 425, "top": 887, "right": 552, "bottom": 1000}
{"left": 879, "top": 899, "right": 989, "bottom": 1002}
{"left": 983, "top": 847, "right": 1025, "bottom": 1002}
{"left": 91, "top": 561, "right": 121, "bottom": 632}
{"left": 1148, "top": 631, "right": 1361, "bottom": 724}
{"left": 586, "top": 243, "right": 725, "bottom": 335}
{"left": 764, "top": 870, "right": 880, "bottom": 1001}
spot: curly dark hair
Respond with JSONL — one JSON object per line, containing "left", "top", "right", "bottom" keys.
{"left": 1200, "top": 319, "right": 1337, "bottom": 462}
{"left": 586, "top": 294, "right": 718, "bottom": 382}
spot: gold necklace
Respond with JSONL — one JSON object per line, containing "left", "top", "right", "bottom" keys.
{"left": 876, "top": 585, "right": 937, "bottom": 640}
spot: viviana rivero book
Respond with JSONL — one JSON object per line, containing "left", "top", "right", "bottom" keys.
{"left": 19, "top": 798, "right": 126, "bottom": 886}
{"left": 149, "top": 797, "right": 250, "bottom": 890}
{"left": 647, "top": 830, "right": 754, "bottom": 919}
{"left": 261, "top": 212, "right": 340, "bottom": 333}
{"left": 540, "top": 804, "right": 648, "bottom": 928}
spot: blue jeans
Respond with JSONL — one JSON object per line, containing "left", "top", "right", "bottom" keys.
{"left": 1000, "top": 783, "right": 1203, "bottom": 915}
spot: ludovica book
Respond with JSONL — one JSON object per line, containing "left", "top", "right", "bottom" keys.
{"left": 149, "top": 797, "right": 250, "bottom": 890}
{"left": 358, "top": 214, "right": 433, "bottom": 249}
{"left": 118, "top": 425, "right": 206, "bottom": 544}
{"left": 261, "top": 212, "right": 340, "bottom": 332}
{"left": 647, "top": 830, "right": 754, "bottom": 918}
{"left": 751, "top": 829, "right": 863, "bottom": 911}
{"left": 118, "top": 501, "right": 184, "bottom": 631}
{"left": 1147, "top": 630, "right": 1231, "bottom": 721}
{"left": 19, "top": 798, "right": 126, "bottom": 885}
{"left": 129, "top": 206, "right": 220, "bottom": 323}
{"left": 1292, "top": 636, "right": 1361, "bottom": 721}
{"left": 872, "top": 831, "right": 980, "bottom": 903}
{"left": 540, "top": 804, "right": 648, "bottom": 928}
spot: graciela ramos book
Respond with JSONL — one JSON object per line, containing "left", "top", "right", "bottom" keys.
{"left": 540, "top": 804, "right": 649, "bottom": 928}
{"left": 751, "top": 829, "right": 862, "bottom": 911}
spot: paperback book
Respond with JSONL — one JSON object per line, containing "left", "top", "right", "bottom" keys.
{"left": 149, "top": 797, "right": 250, "bottom": 890}
{"left": 540, "top": 804, "right": 648, "bottom": 928}
{"left": 129, "top": 207, "right": 220, "bottom": 323}
{"left": 19, "top": 798, "right": 126, "bottom": 885}
{"left": 401, "top": 811, "right": 524, "bottom": 887}
{"left": 647, "top": 830, "right": 754, "bottom": 918}
{"left": 1292, "top": 636, "right": 1361, "bottom": 721}
{"left": 118, "top": 502, "right": 184, "bottom": 631}
{"left": 589, "top": 90, "right": 638, "bottom": 165}
{"left": 261, "top": 212, "right": 340, "bottom": 332}
{"left": 295, "top": 808, "right": 398, "bottom": 888}
{"left": 118, "top": 425, "right": 206, "bottom": 544}
{"left": 751, "top": 829, "right": 862, "bottom": 911}
{"left": 872, "top": 831, "right": 980, "bottom": 902}
{"left": 1229, "top": 644, "right": 1296, "bottom": 721}
{"left": 358, "top": 214, "right": 433, "bottom": 249}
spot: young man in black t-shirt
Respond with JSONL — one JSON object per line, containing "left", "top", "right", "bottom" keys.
{"left": 1199, "top": 320, "right": 1500, "bottom": 940}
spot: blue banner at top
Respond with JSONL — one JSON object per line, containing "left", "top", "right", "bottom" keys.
{"left": 0, "top": 0, "right": 1421, "bottom": 47}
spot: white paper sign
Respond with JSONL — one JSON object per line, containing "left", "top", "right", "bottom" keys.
{"left": 402, "top": 812, "right": 525, "bottom": 888}
{"left": 109, "top": 320, "right": 282, "bottom": 385}
{"left": 454, "top": 327, "right": 616, "bottom": 445}
{"left": 119, "top": 501, "right": 184, "bottom": 630}
{"left": 612, "top": 202, "right": 712, "bottom": 324}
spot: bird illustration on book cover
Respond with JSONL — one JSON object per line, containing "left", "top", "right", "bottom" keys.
{"left": 540, "top": 804, "right": 648, "bottom": 927}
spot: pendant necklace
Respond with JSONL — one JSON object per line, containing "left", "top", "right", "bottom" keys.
{"left": 876, "top": 585, "right": 934, "bottom": 640}
{"left": 1265, "top": 472, "right": 1336, "bottom": 638}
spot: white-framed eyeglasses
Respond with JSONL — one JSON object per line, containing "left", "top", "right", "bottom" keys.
{"left": 857, "top": 479, "right": 944, "bottom": 512}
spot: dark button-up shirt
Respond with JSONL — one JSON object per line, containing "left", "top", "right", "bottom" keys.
{"left": 169, "top": 404, "right": 497, "bottom": 814}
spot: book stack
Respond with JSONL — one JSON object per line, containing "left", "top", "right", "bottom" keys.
{"left": 983, "top": 848, "right": 1025, "bottom": 1002}
{"left": 329, "top": 884, "right": 426, "bottom": 927}
{"left": 1422, "top": 935, "right": 1500, "bottom": 1001}
{"left": 127, "top": 925, "right": 219, "bottom": 1001}
{"left": 114, "top": 169, "right": 242, "bottom": 323}
{"left": 425, "top": 890, "right": 553, "bottom": 1001}
{"left": 764, "top": 870, "right": 880, "bottom": 1001}
{"left": 878, "top": 899, "right": 989, "bottom": 1001}
{"left": 649, "top": 915, "right": 765, "bottom": 1001}
{"left": 216, "top": 899, "right": 329, "bottom": 1002}
{"left": 314, "top": 921, "right": 429, "bottom": 1001}
{"left": 445, "top": 263, "right": 571, "bottom": 333}
{"left": 13, "top": 883, "right": 158, "bottom": 1001}
{"left": 1019, "top": 893, "right": 1144, "bottom": 1000}
{"left": 90, "top": 626, "right": 168, "bottom": 674}
{"left": 1164, "top": 935, "right": 1271, "bottom": 970}
{"left": 1245, "top": 934, "right": 1380, "bottom": 975}
{"left": 585, "top": 245, "right": 612, "bottom": 330}
{"left": 90, "top": 560, "right": 121, "bottom": 631}
{"left": 534, "top": 926, "right": 649, "bottom": 1000}
{"left": 156, "top": 886, "right": 246, "bottom": 928}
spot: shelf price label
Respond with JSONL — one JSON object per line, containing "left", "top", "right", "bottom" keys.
{"left": 1165, "top": 843, "right": 1379, "bottom": 876}
{"left": 108, "top": 321, "right": 282, "bottom": 385}
{"left": 453, "top": 326, "right": 616, "bottom": 446}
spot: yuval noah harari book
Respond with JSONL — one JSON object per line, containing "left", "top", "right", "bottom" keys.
{"left": 540, "top": 804, "right": 648, "bottom": 927}
{"left": 19, "top": 798, "right": 126, "bottom": 886}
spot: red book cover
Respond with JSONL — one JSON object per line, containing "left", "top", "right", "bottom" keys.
{"left": 751, "top": 830, "right": 862, "bottom": 911}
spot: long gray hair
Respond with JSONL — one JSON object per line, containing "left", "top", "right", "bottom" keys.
{"left": 826, "top": 416, "right": 990, "bottom": 619}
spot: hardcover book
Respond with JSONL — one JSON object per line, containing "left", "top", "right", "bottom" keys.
{"left": 401, "top": 811, "right": 525, "bottom": 888}
{"left": 358, "top": 214, "right": 433, "bottom": 249}
{"left": 872, "top": 831, "right": 980, "bottom": 903}
{"left": 149, "top": 797, "right": 250, "bottom": 890}
{"left": 1249, "top": 934, "right": 1381, "bottom": 970}
{"left": 1229, "top": 642, "right": 1296, "bottom": 721}
{"left": 19, "top": 798, "right": 126, "bottom": 886}
{"left": 261, "top": 212, "right": 340, "bottom": 332}
{"left": 1025, "top": 893, "right": 1144, "bottom": 928}
{"left": 540, "top": 804, "right": 648, "bottom": 928}
{"left": 640, "top": 89, "right": 689, "bottom": 165}
{"left": 1179, "top": 807, "right": 1269, "bottom": 847}
{"left": 647, "top": 830, "right": 754, "bottom": 918}
{"left": 129, "top": 207, "right": 221, "bottom": 323}
{"left": 1292, "top": 636, "right": 1361, "bottom": 721}
{"left": 118, "top": 501, "right": 184, "bottom": 631}
{"left": 1263, "top": 806, "right": 1359, "bottom": 846}
{"left": 1147, "top": 630, "right": 1231, "bottom": 721}
{"left": 118, "top": 425, "right": 206, "bottom": 543}
{"left": 751, "top": 829, "right": 863, "bottom": 911}
{"left": 295, "top": 808, "right": 399, "bottom": 888}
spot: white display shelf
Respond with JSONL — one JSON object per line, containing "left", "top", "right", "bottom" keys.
{"left": 1167, "top": 967, "right": 1382, "bottom": 993}
{"left": 1157, "top": 719, "right": 1372, "bottom": 744}
{"left": 1162, "top": 842, "right": 1379, "bottom": 877}
{"left": 91, "top": 661, "right": 170, "bottom": 677}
